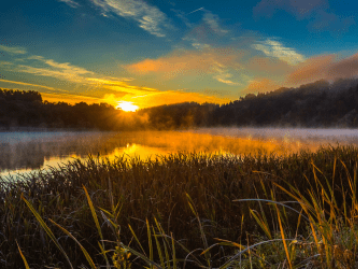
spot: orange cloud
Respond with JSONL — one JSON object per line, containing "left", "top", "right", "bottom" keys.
{"left": 327, "top": 53, "right": 358, "bottom": 78}
{"left": 246, "top": 56, "right": 293, "bottom": 76}
{"left": 286, "top": 52, "right": 358, "bottom": 86}
{"left": 241, "top": 78, "right": 282, "bottom": 95}
{"left": 244, "top": 51, "right": 358, "bottom": 93}
{"left": 127, "top": 48, "right": 244, "bottom": 77}
{"left": 286, "top": 54, "right": 335, "bottom": 85}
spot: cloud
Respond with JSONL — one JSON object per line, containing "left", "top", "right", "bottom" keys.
{"left": 202, "top": 12, "right": 228, "bottom": 35}
{"left": 309, "top": 10, "right": 355, "bottom": 32}
{"left": 286, "top": 52, "right": 358, "bottom": 86}
{"left": 89, "top": 0, "right": 172, "bottom": 37}
{"left": 235, "top": 50, "right": 358, "bottom": 93}
{"left": 214, "top": 72, "right": 239, "bottom": 86}
{"left": 241, "top": 78, "right": 282, "bottom": 95}
{"left": 28, "top": 55, "right": 94, "bottom": 76}
{"left": 85, "top": 77, "right": 158, "bottom": 96}
{"left": 254, "top": 0, "right": 327, "bottom": 18}
{"left": 0, "top": 61, "right": 13, "bottom": 67}
{"left": 253, "top": 0, "right": 354, "bottom": 32}
{"left": 43, "top": 59, "right": 94, "bottom": 75}
{"left": 211, "top": 63, "right": 243, "bottom": 85}
{"left": 0, "top": 78, "right": 64, "bottom": 92}
{"left": 252, "top": 39, "right": 305, "bottom": 65}
{"left": 0, "top": 45, "right": 27, "bottom": 55}
{"left": 181, "top": 9, "right": 229, "bottom": 50}
{"left": 57, "top": 0, "right": 80, "bottom": 8}
{"left": 246, "top": 56, "right": 293, "bottom": 76}
{"left": 17, "top": 65, "right": 91, "bottom": 84}
{"left": 171, "top": 8, "right": 194, "bottom": 28}
{"left": 286, "top": 55, "right": 335, "bottom": 85}
{"left": 8, "top": 55, "right": 154, "bottom": 97}
{"left": 127, "top": 48, "right": 244, "bottom": 85}
{"left": 19, "top": 56, "right": 102, "bottom": 84}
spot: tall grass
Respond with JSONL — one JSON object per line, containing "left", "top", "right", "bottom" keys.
{"left": 0, "top": 144, "right": 358, "bottom": 268}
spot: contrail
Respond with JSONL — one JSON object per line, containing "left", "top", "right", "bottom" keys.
{"left": 187, "top": 7, "right": 204, "bottom": 15}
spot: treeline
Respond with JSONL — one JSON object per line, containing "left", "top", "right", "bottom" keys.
{"left": 137, "top": 78, "right": 358, "bottom": 129}
{"left": 0, "top": 89, "right": 123, "bottom": 130}
{"left": 2, "top": 78, "right": 358, "bottom": 130}
{"left": 212, "top": 79, "right": 358, "bottom": 128}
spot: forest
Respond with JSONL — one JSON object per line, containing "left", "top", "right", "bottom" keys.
{"left": 2, "top": 77, "right": 358, "bottom": 130}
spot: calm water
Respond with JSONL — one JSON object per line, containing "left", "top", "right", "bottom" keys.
{"left": 1, "top": 128, "right": 357, "bottom": 179}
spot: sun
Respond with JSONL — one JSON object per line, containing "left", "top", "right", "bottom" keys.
{"left": 116, "top": 101, "right": 139, "bottom": 112}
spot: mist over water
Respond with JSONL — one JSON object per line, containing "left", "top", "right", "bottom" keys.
{"left": 194, "top": 127, "right": 358, "bottom": 143}
{"left": 0, "top": 128, "right": 356, "bottom": 179}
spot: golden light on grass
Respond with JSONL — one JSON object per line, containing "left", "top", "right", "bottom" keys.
{"left": 116, "top": 101, "right": 139, "bottom": 112}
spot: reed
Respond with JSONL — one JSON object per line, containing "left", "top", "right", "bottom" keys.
{"left": 0, "top": 144, "right": 358, "bottom": 268}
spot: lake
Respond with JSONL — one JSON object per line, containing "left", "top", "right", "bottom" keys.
{"left": 1, "top": 128, "right": 357, "bottom": 179}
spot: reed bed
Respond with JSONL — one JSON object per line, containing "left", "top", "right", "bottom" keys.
{"left": 1, "top": 144, "right": 358, "bottom": 268}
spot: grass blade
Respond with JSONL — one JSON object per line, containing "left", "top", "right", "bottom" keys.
{"left": 49, "top": 219, "right": 97, "bottom": 269}
{"left": 22, "top": 196, "right": 74, "bottom": 269}
{"left": 16, "top": 240, "right": 30, "bottom": 269}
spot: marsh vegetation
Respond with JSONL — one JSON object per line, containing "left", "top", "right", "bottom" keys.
{"left": 1, "top": 142, "right": 358, "bottom": 268}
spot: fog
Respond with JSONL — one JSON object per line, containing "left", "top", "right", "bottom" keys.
{"left": 194, "top": 127, "right": 358, "bottom": 144}
{"left": 1, "top": 128, "right": 357, "bottom": 179}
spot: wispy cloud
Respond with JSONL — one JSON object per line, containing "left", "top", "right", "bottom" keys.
{"left": 181, "top": 8, "right": 229, "bottom": 50}
{"left": 211, "top": 63, "right": 241, "bottom": 85}
{"left": 85, "top": 77, "right": 158, "bottom": 96}
{"left": 127, "top": 47, "right": 244, "bottom": 85}
{"left": 17, "top": 65, "right": 89, "bottom": 84}
{"left": 0, "top": 45, "right": 27, "bottom": 55}
{"left": 203, "top": 12, "right": 228, "bottom": 35}
{"left": 0, "top": 78, "right": 63, "bottom": 92}
{"left": 43, "top": 58, "right": 94, "bottom": 76}
{"left": 0, "top": 61, "right": 13, "bottom": 67}
{"left": 214, "top": 72, "right": 239, "bottom": 86}
{"left": 57, "top": 0, "right": 80, "bottom": 8}
{"left": 252, "top": 39, "right": 305, "bottom": 65}
{"left": 89, "top": 0, "right": 172, "bottom": 37}
{"left": 11, "top": 55, "right": 150, "bottom": 96}
{"left": 16, "top": 56, "right": 100, "bottom": 84}
{"left": 1, "top": 53, "right": 163, "bottom": 102}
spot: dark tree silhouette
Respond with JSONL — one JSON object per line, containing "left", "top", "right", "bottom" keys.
{"left": 2, "top": 78, "right": 358, "bottom": 130}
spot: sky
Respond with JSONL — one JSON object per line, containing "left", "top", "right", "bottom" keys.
{"left": 1, "top": 0, "right": 358, "bottom": 109}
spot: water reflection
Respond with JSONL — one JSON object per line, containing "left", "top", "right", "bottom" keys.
{"left": 0, "top": 128, "right": 357, "bottom": 178}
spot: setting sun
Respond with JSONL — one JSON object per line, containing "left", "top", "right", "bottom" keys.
{"left": 116, "top": 101, "right": 139, "bottom": 112}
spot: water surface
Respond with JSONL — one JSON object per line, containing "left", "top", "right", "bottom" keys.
{"left": 1, "top": 128, "right": 356, "bottom": 179}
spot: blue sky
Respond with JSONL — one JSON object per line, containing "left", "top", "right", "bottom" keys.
{"left": 1, "top": 0, "right": 358, "bottom": 108}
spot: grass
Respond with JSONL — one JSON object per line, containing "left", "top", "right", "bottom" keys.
{"left": 1, "top": 144, "right": 358, "bottom": 268}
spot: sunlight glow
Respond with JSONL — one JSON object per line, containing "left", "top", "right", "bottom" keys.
{"left": 116, "top": 101, "right": 139, "bottom": 112}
